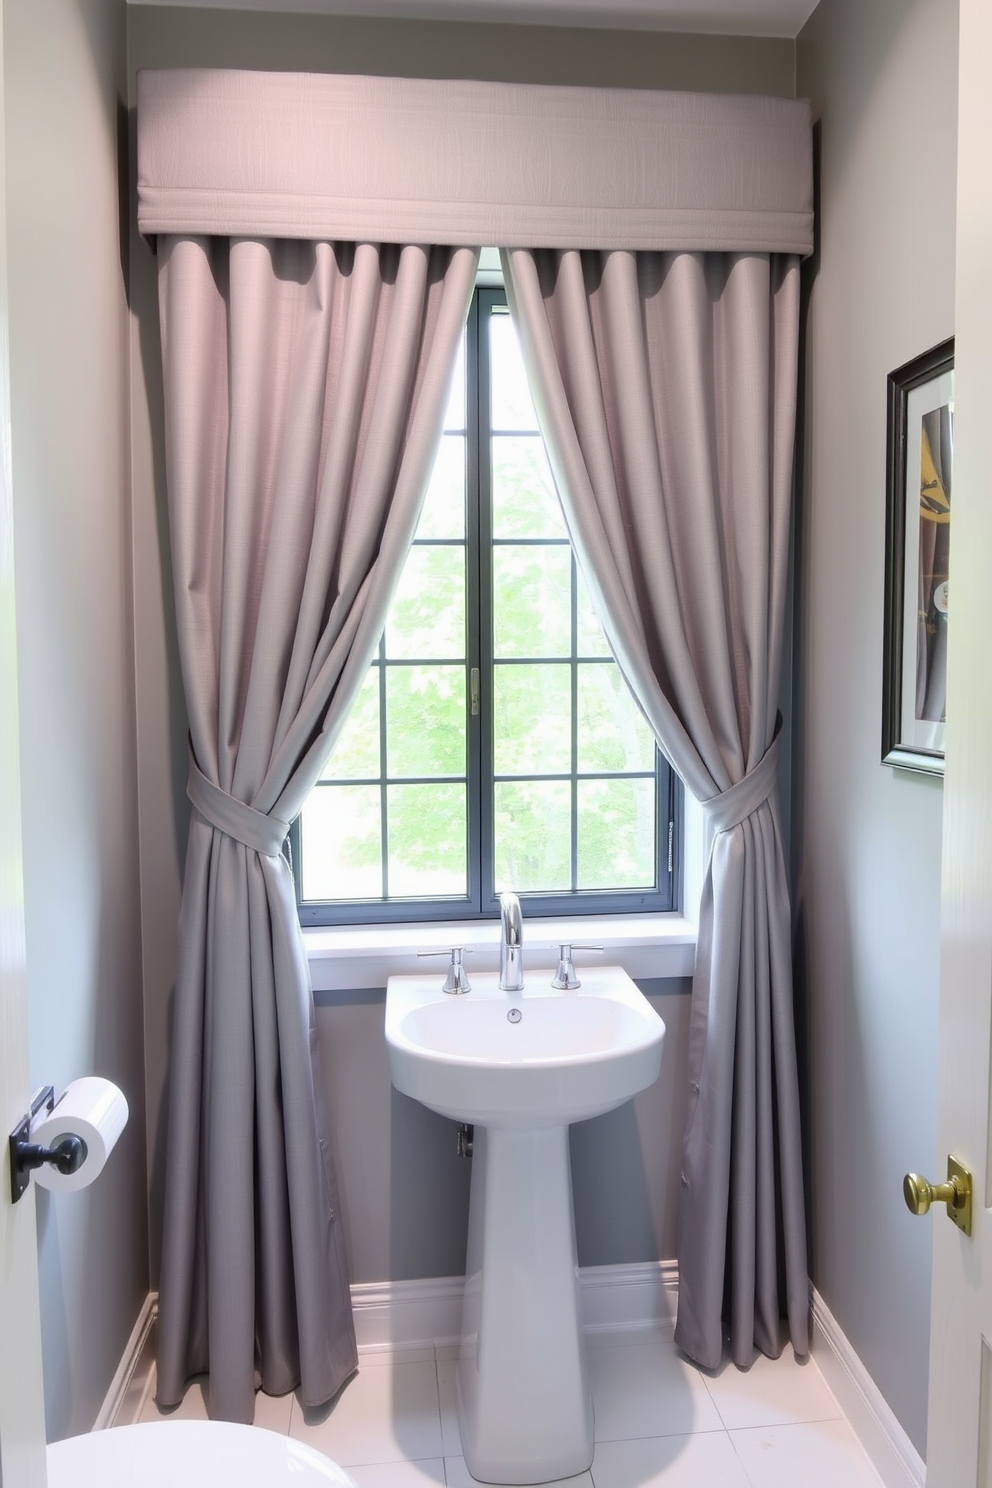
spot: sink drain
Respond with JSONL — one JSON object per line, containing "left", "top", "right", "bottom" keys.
{"left": 507, "top": 1007, "right": 522, "bottom": 1024}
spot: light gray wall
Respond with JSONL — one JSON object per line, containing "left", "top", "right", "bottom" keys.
{"left": 795, "top": 0, "right": 957, "bottom": 1458}
{"left": 127, "top": 6, "right": 795, "bottom": 91}
{"left": 5, "top": 0, "right": 149, "bottom": 1441}
{"left": 317, "top": 979, "right": 691, "bottom": 1284}
{"left": 127, "top": 6, "right": 794, "bottom": 1286}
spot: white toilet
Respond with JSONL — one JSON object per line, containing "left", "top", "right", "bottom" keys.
{"left": 46, "top": 1420, "right": 358, "bottom": 1487}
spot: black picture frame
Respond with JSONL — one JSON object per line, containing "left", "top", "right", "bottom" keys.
{"left": 882, "top": 338, "right": 954, "bottom": 776}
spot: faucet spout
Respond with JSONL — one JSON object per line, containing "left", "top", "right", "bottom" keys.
{"left": 498, "top": 891, "right": 524, "bottom": 991}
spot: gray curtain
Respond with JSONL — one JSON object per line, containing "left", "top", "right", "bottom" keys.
{"left": 503, "top": 246, "right": 807, "bottom": 1369}
{"left": 155, "top": 235, "right": 478, "bottom": 1422}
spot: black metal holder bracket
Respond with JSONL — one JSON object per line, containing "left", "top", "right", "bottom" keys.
{"left": 8, "top": 1086, "right": 87, "bottom": 1204}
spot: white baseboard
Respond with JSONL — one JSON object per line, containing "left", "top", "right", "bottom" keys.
{"left": 350, "top": 1273, "right": 465, "bottom": 1352}
{"left": 580, "top": 1259, "right": 678, "bottom": 1337}
{"left": 350, "top": 1259, "right": 678, "bottom": 1353}
{"left": 93, "top": 1291, "right": 157, "bottom": 1430}
{"left": 810, "top": 1286, "right": 925, "bottom": 1488}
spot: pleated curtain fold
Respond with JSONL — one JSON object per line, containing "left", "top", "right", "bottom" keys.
{"left": 502, "top": 246, "right": 808, "bottom": 1368}
{"left": 154, "top": 235, "right": 479, "bottom": 1421}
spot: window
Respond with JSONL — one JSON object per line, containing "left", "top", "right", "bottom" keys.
{"left": 294, "top": 289, "right": 678, "bottom": 924}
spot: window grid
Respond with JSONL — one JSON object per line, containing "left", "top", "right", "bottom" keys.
{"left": 295, "top": 287, "right": 675, "bottom": 923}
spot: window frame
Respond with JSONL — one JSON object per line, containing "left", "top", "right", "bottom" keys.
{"left": 293, "top": 286, "right": 679, "bottom": 926}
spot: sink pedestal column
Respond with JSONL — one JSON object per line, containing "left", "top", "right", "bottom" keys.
{"left": 456, "top": 1124, "right": 593, "bottom": 1485}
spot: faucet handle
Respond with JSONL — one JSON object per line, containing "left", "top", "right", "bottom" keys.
{"left": 418, "top": 947, "right": 473, "bottom": 995}
{"left": 551, "top": 943, "right": 603, "bottom": 991}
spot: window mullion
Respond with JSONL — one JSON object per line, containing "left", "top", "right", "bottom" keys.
{"left": 377, "top": 639, "right": 389, "bottom": 900}
{"left": 467, "top": 289, "right": 487, "bottom": 916}
{"left": 570, "top": 552, "right": 579, "bottom": 894}
{"left": 477, "top": 288, "right": 497, "bottom": 913}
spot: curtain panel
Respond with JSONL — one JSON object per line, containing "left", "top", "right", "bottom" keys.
{"left": 502, "top": 246, "right": 807, "bottom": 1367}
{"left": 155, "top": 235, "right": 478, "bottom": 1421}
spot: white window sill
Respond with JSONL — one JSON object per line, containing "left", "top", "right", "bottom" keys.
{"left": 305, "top": 911, "right": 697, "bottom": 992}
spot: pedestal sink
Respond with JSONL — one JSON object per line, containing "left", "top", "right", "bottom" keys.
{"left": 385, "top": 967, "right": 665, "bottom": 1485}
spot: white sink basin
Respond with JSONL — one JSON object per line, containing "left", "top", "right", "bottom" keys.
{"left": 385, "top": 967, "right": 665, "bottom": 1128}
{"left": 385, "top": 963, "right": 665, "bottom": 1484}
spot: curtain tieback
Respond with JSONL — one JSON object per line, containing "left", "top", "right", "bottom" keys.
{"left": 701, "top": 715, "right": 783, "bottom": 835}
{"left": 186, "top": 746, "right": 290, "bottom": 857}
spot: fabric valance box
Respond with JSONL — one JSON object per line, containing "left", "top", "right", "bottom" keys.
{"left": 136, "top": 68, "right": 813, "bottom": 256}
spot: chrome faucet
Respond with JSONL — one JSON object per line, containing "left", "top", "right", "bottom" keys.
{"left": 498, "top": 890, "right": 524, "bottom": 991}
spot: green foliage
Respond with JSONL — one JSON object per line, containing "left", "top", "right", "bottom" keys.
{"left": 387, "top": 666, "right": 466, "bottom": 778}
{"left": 494, "top": 545, "right": 571, "bottom": 658}
{"left": 386, "top": 544, "right": 466, "bottom": 661}
{"left": 388, "top": 783, "right": 466, "bottom": 897}
{"left": 492, "top": 436, "right": 564, "bottom": 539}
{"left": 577, "top": 778, "right": 655, "bottom": 890}
{"left": 577, "top": 664, "right": 655, "bottom": 773}
{"left": 495, "top": 781, "right": 571, "bottom": 892}
{"left": 494, "top": 664, "right": 571, "bottom": 775}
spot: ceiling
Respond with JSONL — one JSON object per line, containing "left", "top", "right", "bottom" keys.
{"left": 126, "top": 0, "right": 820, "bottom": 41}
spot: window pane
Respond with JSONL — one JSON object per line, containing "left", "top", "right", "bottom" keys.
{"left": 387, "top": 665, "right": 466, "bottom": 778}
{"left": 385, "top": 545, "right": 466, "bottom": 660}
{"left": 387, "top": 783, "right": 467, "bottom": 897}
{"left": 576, "top": 567, "right": 613, "bottom": 658}
{"left": 490, "top": 313, "right": 538, "bottom": 431}
{"left": 416, "top": 435, "right": 465, "bottom": 540}
{"left": 494, "top": 780, "right": 571, "bottom": 892}
{"left": 577, "top": 663, "right": 656, "bottom": 773}
{"left": 492, "top": 436, "right": 565, "bottom": 539}
{"left": 493, "top": 545, "right": 571, "bottom": 658}
{"left": 577, "top": 778, "right": 656, "bottom": 889}
{"left": 443, "top": 332, "right": 465, "bottom": 432}
{"left": 300, "top": 784, "right": 382, "bottom": 900}
{"left": 319, "top": 669, "right": 381, "bottom": 781}
{"left": 494, "top": 663, "right": 571, "bottom": 776}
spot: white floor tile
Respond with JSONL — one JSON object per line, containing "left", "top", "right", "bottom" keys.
{"left": 591, "top": 1431, "right": 752, "bottom": 1488}
{"left": 729, "top": 1418, "right": 884, "bottom": 1488}
{"left": 437, "top": 1359, "right": 463, "bottom": 1455}
{"left": 444, "top": 1455, "right": 594, "bottom": 1487}
{"left": 588, "top": 1341, "right": 723, "bottom": 1442}
{"left": 289, "top": 1360, "right": 443, "bottom": 1467}
{"left": 348, "top": 1460, "right": 446, "bottom": 1487}
{"left": 702, "top": 1351, "right": 842, "bottom": 1430}
{"left": 122, "top": 1330, "right": 881, "bottom": 1488}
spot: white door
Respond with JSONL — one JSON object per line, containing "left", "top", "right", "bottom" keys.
{"left": 923, "top": 1, "right": 992, "bottom": 1482}
{"left": 0, "top": 0, "right": 48, "bottom": 1477}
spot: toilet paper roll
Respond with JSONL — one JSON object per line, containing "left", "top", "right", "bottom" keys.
{"left": 31, "top": 1077, "right": 129, "bottom": 1193}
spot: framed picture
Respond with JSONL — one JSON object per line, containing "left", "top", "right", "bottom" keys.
{"left": 882, "top": 338, "right": 954, "bottom": 775}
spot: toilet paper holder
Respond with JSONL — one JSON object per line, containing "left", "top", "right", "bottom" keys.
{"left": 8, "top": 1086, "right": 86, "bottom": 1204}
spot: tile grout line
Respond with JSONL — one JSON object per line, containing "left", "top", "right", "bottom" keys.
{"left": 432, "top": 1353, "right": 447, "bottom": 1483}
{"left": 726, "top": 1423, "right": 760, "bottom": 1488}
{"left": 696, "top": 1362, "right": 732, "bottom": 1433}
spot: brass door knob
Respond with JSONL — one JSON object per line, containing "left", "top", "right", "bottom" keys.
{"left": 903, "top": 1155, "right": 973, "bottom": 1237}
